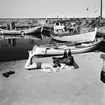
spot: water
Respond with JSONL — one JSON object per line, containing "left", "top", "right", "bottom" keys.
{"left": 0, "top": 33, "right": 105, "bottom": 62}
{"left": 0, "top": 33, "right": 51, "bottom": 62}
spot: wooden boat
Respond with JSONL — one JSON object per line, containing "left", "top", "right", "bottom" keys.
{"left": 32, "top": 38, "right": 103, "bottom": 56}
{"left": 50, "top": 27, "right": 97, "bottom": 43}
{"left": 0, "top": 26, "right": 42, "bottom": 35}
{"left": 42, "top": 24, "right": 53, "bottom": 31}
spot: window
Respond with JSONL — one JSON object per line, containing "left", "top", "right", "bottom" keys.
{"left": 56, "top": 23, "right": 59, "bottom": 26}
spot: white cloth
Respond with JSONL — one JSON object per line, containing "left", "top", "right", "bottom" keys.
{"left": 40, "top": 68, "right": 52, "bottom": 73}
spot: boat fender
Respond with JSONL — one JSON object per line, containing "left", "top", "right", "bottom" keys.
{"left": 0, "top": 30, "right": 3, "bottom": 34}
{"left": 21, "top": 31, "right": 25, "bottom": 38}
{"left": 33, "top": 46, "right": 46, "bottom": 55}
{"left": 1, "top": 35, "right": 5, "bottom": 38}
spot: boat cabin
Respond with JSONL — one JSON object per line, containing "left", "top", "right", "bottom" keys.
{"left": 53, "top": 22, "right": 65, "bottom": 31}
{"left": 71, "top": 22, "right": 76, "bottom": 26}
{"left": 52, "top": 21, "right": 80, "bottom": 35}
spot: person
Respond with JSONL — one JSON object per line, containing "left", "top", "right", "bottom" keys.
{"left": 100, "top": 54, "right": 105, "bottom": 83}
{"left": 52, "top": 58, "right": 68, "bottom": 71}
{"left": 24, "top": 50, "right": 66, "bottom": 72}
{"left": 63, "top": 49, "right": 68, "bottom": 58}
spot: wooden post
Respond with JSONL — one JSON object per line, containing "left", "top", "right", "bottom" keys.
{"left": 41, "top": 25, "right": 43, "bottom": 32}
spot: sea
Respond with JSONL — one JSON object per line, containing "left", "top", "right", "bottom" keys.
{"left": 0, "top": 33, "right": 52, "bottom": 62}
{"left": 0, "top": 33, "right": 105, "bottom": 62}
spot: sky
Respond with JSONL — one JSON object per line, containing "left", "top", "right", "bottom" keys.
{"left": 0, "top": 0, "right": 104, "bottom": 18}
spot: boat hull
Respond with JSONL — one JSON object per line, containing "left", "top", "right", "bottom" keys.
{"left": 51, "top": 28, "right": 97, "bottom": 43}
{"left": 32, "top": 38, "right": 103, "bottom": 57}
{"left": 0, "top": 26, "right": 41, "bottom": 35}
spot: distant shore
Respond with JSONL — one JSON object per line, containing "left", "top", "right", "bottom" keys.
{"left": 0, "top": 17, "right": 105, "bottom": 29}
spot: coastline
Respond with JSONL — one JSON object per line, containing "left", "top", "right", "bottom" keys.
{"left": 0, "top": 52, "right": 105, "bottom": 105}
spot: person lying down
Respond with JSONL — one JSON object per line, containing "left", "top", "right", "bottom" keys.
{"left": 24, "top": 50, "right": 69, "bottom": 72}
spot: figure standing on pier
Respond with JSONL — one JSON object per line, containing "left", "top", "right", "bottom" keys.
{"left": 100, "top": 54, "right": 105, "bottom": 83}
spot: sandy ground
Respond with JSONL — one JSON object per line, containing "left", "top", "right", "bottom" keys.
{"left": 0, "top": 52, "right": 105, "bottom": 105}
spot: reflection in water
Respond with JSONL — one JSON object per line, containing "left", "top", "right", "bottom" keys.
{"left": 12, "top": 38, "right": 16, "bottom": 46}
{"left": 0, "top": 33, "right": 52, "bottom": 62}
{"left": 0, "top": 33, "right": 51, "bottom": 47}
{"left": 29, "top": 39, "right": 34, "bottom": 44}
{"left": 7, "top": 38, "right": 16, "bottom": 46}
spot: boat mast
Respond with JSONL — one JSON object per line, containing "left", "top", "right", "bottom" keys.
{"left": 100, "top": 0, "right": 102, "bottom": 19}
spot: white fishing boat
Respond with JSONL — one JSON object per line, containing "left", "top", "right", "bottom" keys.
{"left": 32, "top": 38, "right": 103, "bottom": 56}
{"left": 50, "top": 22, "right": 97, "bottom": 43}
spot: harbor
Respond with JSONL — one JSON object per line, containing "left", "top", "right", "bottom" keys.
{"left": 0, "top": 30, "right": 105, "bottom": 105}
{"left": 0, "top": 0, "right": 105, "bottom": 105}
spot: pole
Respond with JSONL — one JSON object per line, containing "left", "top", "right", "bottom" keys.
{"left": 100, "top": 0, "right": 102, "bottom": 19}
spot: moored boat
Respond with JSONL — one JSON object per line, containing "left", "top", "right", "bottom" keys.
{"left": 32, "top": 38, "right": 103, "bottom": 56}
{"left": 50, "top": 26, "right": 97, "bottom": 43}
{"left": 0, "top": 26, "right": 42, "bottom": 35}
{"left": 42, "top": 24, "right": 53, "bottom": 32}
